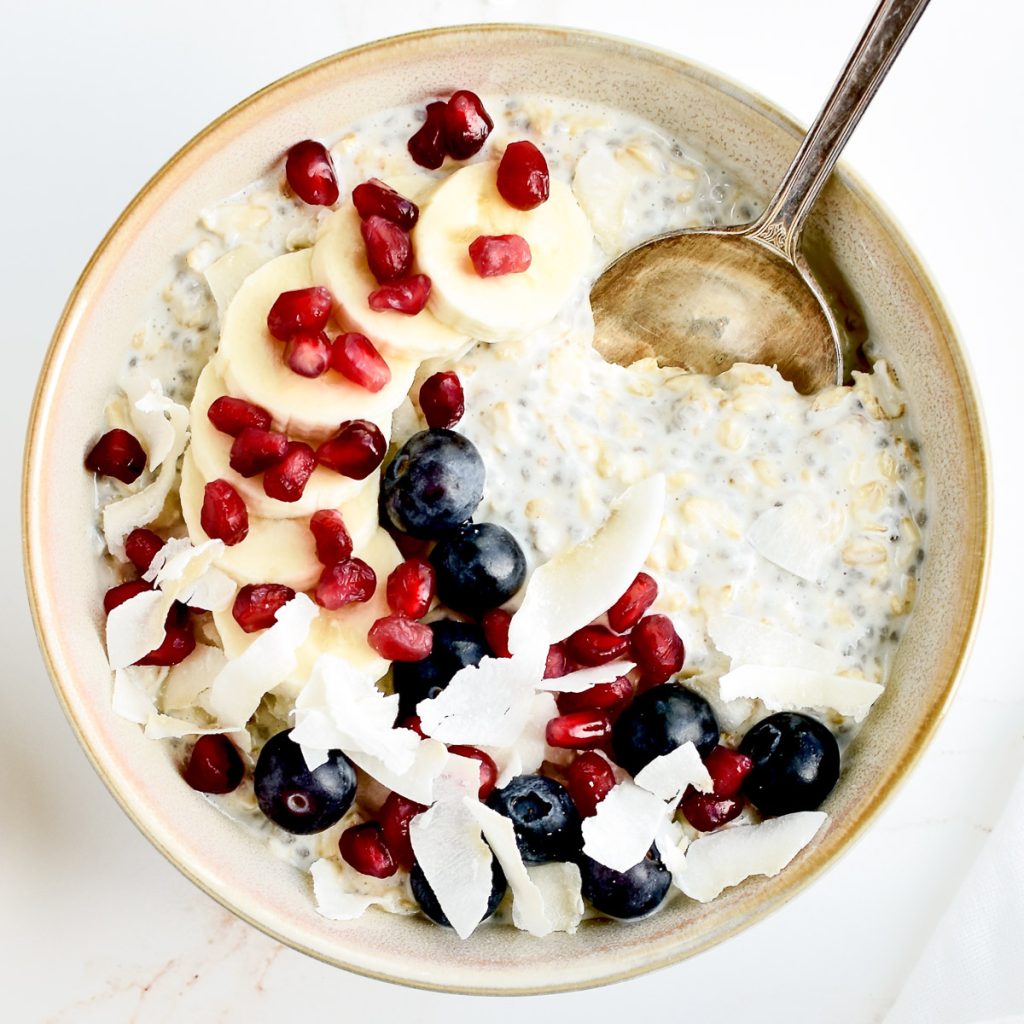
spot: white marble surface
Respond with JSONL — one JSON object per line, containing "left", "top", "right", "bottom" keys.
{"left": 3, "top": 0, "right": 1022, "bottom": 1020}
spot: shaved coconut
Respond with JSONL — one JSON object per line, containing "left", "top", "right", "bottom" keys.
{"left": 581, "top": 779, "right": 673, "bottom": 872}
{"left": 634, "top": 741, "right": 713, "bottom": 801}
{"left": 464, "top": 799, "right": 552, "bottom": 937}
{"left": 120, "top": 377, "right": 183, "bottom": 471}
{"left": 719, "top": 664, "right": 883, "bottom": 722}
{"left": 527, "top": 862, "right": 585, "bottom": 934}
{"left": 206, "top": 594, "right": 318, "bottom": 726}
{"left": 300, "top": 745, "right": 330, "bottom": 772}
{"left": 483, "top": 691, "right": 562, "bottom": 789}
{"left": 508, "top": 475, "right": 665, "bottom": 658}
{"left": 144, "top": 537, "right": 235, "bottom": 611}
{"left": 161, "top": 643, "right": 227, "bottom": 712}
{"left": 203, "top": 243, "right": 268, "bottom": 315}
{"left": 347, "top": 739, "right": 451, "bottom": 805}
{"left": 672, "top": 811, "right": 827, "bottom": 903}
{"left": 111, "top": 666, "right": 166, "bottom": 724}
{"left": 745, "top": 496, "right": 835, "bottom": 583}
{"left": 654, "top": 818, "right": 691, "bottom": 883}
{"left": 310, "top": 858, "right": 414, "bottom": 921}
{"left": 143, "top": 714, "right": 249, "bottom": 749}
{"left": 537, "top": 660, "right": 635, "bottom": 693}
{"left": 106, "top": 589, "right": 175, "bottom": 670}
{"left": 707, "top": 614, "right": 843, "bottom": 674}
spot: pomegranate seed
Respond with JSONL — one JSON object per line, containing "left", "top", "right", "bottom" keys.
{"left": 566, "top": 625, "right": 630, "bottom": 666}
{"left": 558, "top": 675, "right": 633, "bottom": 716}
{"left": 183, "top": 735, "right": 244, "bottom": 794}
{"left": 284, "top": 329, "right": 331, "bottom": 378}
{"left": 315, "top": 420, "right": 386, "bottom": 479}
{"left": 566, "top": 751, "right": 616, "bottom": 817}
{"left": 330, "top": 332, "right": 391, "bottom": 393}
{"left": 263, "top": 442, "right": 316, "bottom": 502}
{"left": 481, "top": 608, "right": 512, "bottom": 658}
{"left": 379, "top": 791, "right": 426, "bottom": 869}
{"left": 284, "top": 139, "right": 339, "bottom": 206}
{"left": 468, "top": 234, "right": 532, "bottom": 278}
{"left": 448, "top": 745, "right": 498, "bottom": 799}
{"left": 607, "top": 572, "right": 659, "bottom": 633}
{"left": 407, "top": 101, "right": 448, "bottom": 169}
{"left": 339, "top": 822, "right": 397, "bottom": 878}
{"left": 361, "top": 215, "right": 412, "bottom": 283}
{"left": 266, "top": 286, "right": 333, "bottom": 341}
{"left": 443, "top": 90, "right": 493, "bottom": 159}
{"left": 400, "top": 715, "right": 427, "bottom": 738}
{"left": 309, "top": 509, "right": 353, "bottom": 566}
{"left": 385, "top": 558, "right": 435, "bottom": 618}
{"left": 681, "top": 792, "right": 745, "bottom": 832}
{"left": 103, "top": 579, "right": 153, "bottom": 613}
{"left": 419, "top": 371, "right": 464, "bottom": 429}
{"left": 232, "top": 583, "right": 296, "bottom": 633}
{"left": 630, "top": 614, "right": 685, "bottom": 685}
{"left": 546, "top": 710, "right": 612, "bottom": 750}
{"left": 207, "top": 395, "right": 272, "bottom": 437}
{"left": 315, "top": 557, "right": 376, "bottom": 609}
{"left": 136, "top": 620, "right": 196, "bottom": 667}
{"left": 368, "top": 274, "right": 431, "bottom": 315}
{"left": 85, "top": 429, "right": 146, "bottom": 484}
{"left": 229, "top": 427, "right": 289, "bottom": 477}
{"left": 201, "top": 479, "right": 248, "bottom": 546}
{"left": 544, "top": 643, "right": 569, "bottom": 678}
{"left": 124, "top": 528, "right": 164, "bottom": 573}
{"left": 352, "top": 178, "right": 419, "bottom": 230}
{"left": 367, "top": 615, "right": 433, "bottom": 661}
{"left": 496, "top": 140, "right": 550, "bottom": 210}
{"left": 391, "top": 529, "right": 432, "bottom": 559}
{"left": 703, "top": 746, "right": 755, "bottom": 799}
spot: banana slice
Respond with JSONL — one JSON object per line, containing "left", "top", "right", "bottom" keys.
{"left": 215, "top": 248, "right": 419, "bottom": 441}
{"left": 180, "top": 449, "right": 379, "bottom": 591}
{"left": 189, "top": 363, "right": 372, "bottom": 519}
{"left": 312, "top": 205, "right": 469, "bottom": 361}
{"left": 413, "top": 160, "right": 594, "bottom": 342}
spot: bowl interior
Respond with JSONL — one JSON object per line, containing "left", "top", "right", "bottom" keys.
{"left": 23, "top": 25, "right": 988, "bottom": 993}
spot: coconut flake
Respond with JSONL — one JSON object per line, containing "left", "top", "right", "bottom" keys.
{"left": 581, "top": 779, "right": 673, "bottom": 872}
{"left": 719, "top": 664, "right": 883, "bottom": 722}
{"left": 348, "top": 740, "right": 451, "bottom": 805}
{"left": 121, "top": 378, "right": 182, "bottom": 471}
{"left": 672, "top": 811, "right": 827, "bottom": 903}
{"left": 309, "top": 857, "right": 413, "bottom": 921}
{"left": 161, "top": 643, "right": 227, "bottom": 712}
{"left": 707, "top": 614, "right": 844, "bottom": 674}
{"left": 144, "top": 537, "right": 235, "bottom": 611}
{"left": 508, "top": 475, "right": 665, "bottom": 658}
{"left": 654, "top": 818, "right": 691, "bottom": 883}
{"left": 745, "top": 496, "right": 835, "bottom": 583}
{"left": 106, "top": 589, "right": 176, "bottom": 670}
{"left": 111, "top": 666, "right": 166, "bottom": 723}
{"left": 537, "top": 660, "right": 636, "bottom": 693}
{"left": 203, "top": 243, "right": 268, "bottom": 316}
{"left": 483, "top": 691, "right": 565, "bottom": 789}
{"left": 527, "top": 862, "right": 585, "bottom": 934}
{"left": 142, "top": 714, "right": 249, "bottom": 750}
{"left": 634, "top": 741, "right": 713, "bottom": 802}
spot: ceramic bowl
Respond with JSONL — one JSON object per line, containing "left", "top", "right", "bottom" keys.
{"left": 22, "top": 25, "right": 989, "bottom": 994}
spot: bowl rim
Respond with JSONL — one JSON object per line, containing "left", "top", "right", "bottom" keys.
{"left": 22, "top": 22, "right": 992, "bottom": 994}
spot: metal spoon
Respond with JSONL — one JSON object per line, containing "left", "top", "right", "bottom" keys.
{"left": 591, "top": 0, "right": 930, "bottom": 393}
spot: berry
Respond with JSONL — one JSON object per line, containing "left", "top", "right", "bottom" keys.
{"left": 481, "top": 608, "right": 512, "bottom": 658}
{"left": 680, "top": 793, "right": 745, "bottom": 832}
{"left": 379, "top": 791, "right": 426, "bottom": 869}
{"left": 368, "top": 274, "right": 431, "bottom": 315}
{"left": 284, "top": 140, "right": 339, "bottom": 206}
{"left": 231, "top": 583, "right": 295, "bottom": 633}
{"left": 400, "top": 716, "right": 427, "bottom": 739}
{"left": 352, "top": 178, "right": 419, "bottom": 230}
{"left": 391, "top": 619, "right": 489, "bottom": 720}
{"left": 330, "top": 332, "right": 391, "bottom": 392}
{"left": 544, "top": 643, "right": 569, "bottom": 679}
{"left": 611, "top": 683, "right": 720, "bottom": 776}
{"left": 368, "top": 615, "right": 433, "bottom": 661}
{"left": 315, "top": 558, "right": 376, "bottom": 610}
{"left": 557, "top": 674, "right": 633, "bottom": 716}
{"left": 124, "top": 528, "right": 163, "bottom": 573}
{"left": 266, "top": 286, "right": 333, "bottom": 341}
{"left": 630, "top": 614, "right": 685, "bottom": 684}
{"left": 385, "top": 558, "right": 435, "bottom": 618}
{"left": 316, "top": 419, "right": 386, "bottom": 479}
{"left": 739, "top": 712, "right": 840, "bottom": 817}
{"left": 201, "top": 479, "right": 248, "bottom": 546}
{"left": 339, "top": 822, "right": 397, "bottom": 878}
{"left": 284, "top": 330, "right": 331, "bottom": 378}
{"left": 410, "top": 856, "right": 506, "bottom": 929}
{"left": 183, "top": 735, "right": 244, "bottom": 794}
{"left": 207, "top": 395, "right": 273, "bottom": 436}
{"left": 309, "top": 509, "right": 353, "bottom": 566}
{"left": 263, "top": 441, "right": 316, "bottom": 502}
{"left": 442, "top": 90, "right": 493, "bottom": 159}
{"left": 85, "top": 429, "right": 146, "bottom": 484}
{"left": 135, "top": 620, "right": 196, "bottom": 667}
{"left": 380, "top": 429, "right": 484, "bottom": 539}
{"left": 566, "top": 625, "right": 630, "bottom": 667}
{"left": 419, "top": 371, "right": 464, "bottom": 429}
{"left": 228, "top": 427, "right": 288, "bottom": 477}
{"left": 468, "top": 234, "right": 532, "bottom": 278}
{"left": 430, "top": 522, "right": 527, "bottom": 614}
{"left": 580, "top": 848, "right": 671, "bottom": 919}
{"left": 703, "top": 746, "right": 755, "bottom": 799}
{"left": 254, "top": 729, "right": 356, "bottom": 834}
{"left": 566, "top": 751, "right": 616, "bottom": 817}
{"left": 448, "top": 745, "right": 499, "bottom": 799}
{"left": 103, "top": 579, "right": 153, "bottom": 613}
{"left": 607, "top": 572, "right": 658, "bottom": 634}
{"left": 407, "top": 101, "right": 448, "bottom": 170}
{"left": 496, "top": 141, "right": 550, "bottom": 210}
{"left": 546, "top": 710, "right": 612, "bottom": 750}
{"left": 485, "top": 774, "right": 581, "bottom": 864}
{"left": 361, "top": 214, "right": 412, "bottom": 283}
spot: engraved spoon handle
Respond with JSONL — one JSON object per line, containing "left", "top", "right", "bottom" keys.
{"left": 748, "top": 0, "right": 930, "bottom": 260}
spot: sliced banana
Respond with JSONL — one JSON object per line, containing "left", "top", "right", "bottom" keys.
{"left": 413, "top": 160, "right": 594, "bottom": 343}
{"left": 189, "top": 363, "right": 372, "bottom": 519}
{"left": 180, "top": 449, "right": 379, "bottom": 591}
{"left": 203, "top": 243, "right": 270, "bottom": 318}
{"left": 215, "top": 248, "right": 419, "bottom": 441}
{"left": 312, "top": 205, "right": 469, "bottom": 361}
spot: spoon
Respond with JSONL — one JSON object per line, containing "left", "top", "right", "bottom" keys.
{"left": 591, "top": 0, "right": 930, "bottom": 393}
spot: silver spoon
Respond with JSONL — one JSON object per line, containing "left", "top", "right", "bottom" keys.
{"left": 591, "top": 0, "right": 930, "bottom": 393}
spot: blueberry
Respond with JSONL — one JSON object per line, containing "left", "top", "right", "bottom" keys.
{"left": 431, "top": 522, "right": 527, "bottom": 614}
{"left": 254, "top": 729, "right": 356, "bottom": 834}
{"left": 392, "top": 619, "right": 489, "bottom": 720}
{"left": 410, "top": 855, "right": 507, "bottom": 928}
{"left": 580, "top": 847, "right": 671, "bottom": 920}
{"left": 485, "top": 774, "right": 582, "bottom": 864}
{"left": 380, "top": 429, "right": 484, "bottom": 539}
{"left": 611, "top": 683, "right": 719, "bottom": 776}
{"left": 739, "top": 712, "right": 840, "bottom": 817}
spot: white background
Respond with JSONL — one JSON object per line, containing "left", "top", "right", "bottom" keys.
{"left": 3, "top": 1, "right": 1022, "bottom": 1021}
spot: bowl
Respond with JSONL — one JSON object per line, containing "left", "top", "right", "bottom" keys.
{"left": 22, "top": 24, "right": 990, "bottom": 994}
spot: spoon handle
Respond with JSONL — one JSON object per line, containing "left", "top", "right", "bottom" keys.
{"left": 747, "top": 0, "right": 930, "bottom": 261}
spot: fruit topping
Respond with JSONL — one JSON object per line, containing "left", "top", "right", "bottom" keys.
{"left": 201, "top": 479, "right": 249, "bottom": 546}
{"left": 309, "top": 509, "right": 353, "bottom": 566}
{"left": 103, "top": 579, "right": 153, "bottom": 613}
{"left": 407, "top": 101, "right": 448, "bottom": 170}
{"left": 135, "top": 618, "right": 196, "bottom": 667}
{"left": 368, "top": 614, "right": 433, "bottom": 661}
{"left": 231, "top": 582, "right": 296, "bottom": 633}
{"left": 352, "top": 178, "right": 419, "bottom": 230}
{"left": 263, "top": 441, "right": 316, "bottom": 502}
{"left": 496, "top": 141, "right": 551, "bottom": 210}
{"left": 565, "top": 625, "right": 631, "bottom": 667}
{"left": 579, "top": 847, "right": 671, "bottom": 920}
{"left": 557, "top": 674, "right": 633, "bottom": 716}
{"left": 607, "top": 572, "right": 658, "bottom": 633}
{"left": 680, "top": 793, "right": 745, "bottom": 833}
{"left": 468, "top": 234, "right": 532, "bottom": 278}
{"left": 447, "top": 745, "right": 499, "bottom": 800}
{"left": 361, "top": 214, "right": 413, "bottom": 283}
{"left": 228, "top": 427, "right": 289, "bottom": 478}
{"left": 442, "top": 90, "right": 493, "bottom": 160}
{"left": 314, "top": 557, "right": 377, "bottom": 610}
{"left": 481, "top": 607, "right": 512, "bottom": 658}
{"left": 85, "top": 428, "right": 146, "bottom": 484}
{"left": 339, "top": 822, "right": 398, "bottom": 878}
{"left": 284, "top": 330, "right": 331, "bottom": 378}
{"left": 410, "top": 855, "right": 506, "bottom": 928}
{"left": 207, "top": 394, "right": 273, "bottom": 437}
{"left": 485, "top": 774, "right": 582, "bottom": 864}
{"left": 545, "top": 710, "right": 613, "bottom": 750}
{"left": 430, "top": 522, "right": 527, "bottom": 614}
{"left": 266, "top": 286, "right": 333, "bottom": 341}
{"left": 284, "top": 140, "right": 339, "bottom": 206}
{"left": 329, "top": 332, "right": 391, "bottom": 393}
{"left": 183, "top": 734, "right": 245, "bottom": 794}
{"left": 566, "top": 751, "right": 617, "bottom": 817}
{"left": 315, "top": 419, "right": 386, "bottom": 479}
{"left": 368, "top": 274, "right": 432, "bottom": 315}
{"left": 703, "top": 745, "right": 755, "bottom": 799}
{"left": 385, "top": 557, "right": 435, "bottom": 618}
{"left": 379, "top": 791, "right": 426, "bottom": 870}
{"left": 124, "top": 528, "right": 164, "bottom": 573}
{"left": 630, "top": 614, "right": 685, "bottom": 684}
{"left": 419, "top": 371, "right": 465, "bottom": 429}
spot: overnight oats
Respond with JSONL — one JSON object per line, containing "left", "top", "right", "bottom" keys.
{"left": 85, "top": 90, "right": 926, "bottom": 937}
